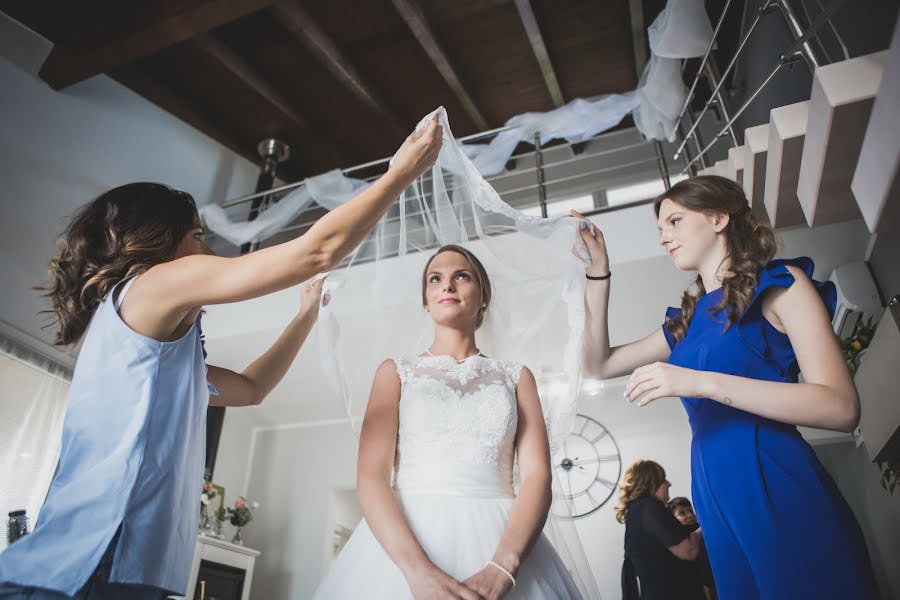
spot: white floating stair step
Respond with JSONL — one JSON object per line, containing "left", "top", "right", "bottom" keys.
{"left": 697, "top": 166, "right": 716, "bottom": 176}
{"left": 743, "top": 124, "right": 770, "bottom": 224}
{"left": 715, "top": 159, "right": 730, "bottom": 179}
{"left": 765, "top": 101, "right": 810, "bottom": 228}
{"left": 727, "top": 146, "right": 745, "bottom": 187}
{"left": 852, "top": 16, "right": 900, "bottom": 233}
{"left": 798, "top": 51, "right": 888, "bottom": 226}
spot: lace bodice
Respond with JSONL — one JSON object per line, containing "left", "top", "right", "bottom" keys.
{"left": 391, "top": 354, "right": 523, "bottom": 496}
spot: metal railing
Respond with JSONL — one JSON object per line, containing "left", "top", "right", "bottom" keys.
{"left": 672, "top": 0, "right": 848, "bottom": 175}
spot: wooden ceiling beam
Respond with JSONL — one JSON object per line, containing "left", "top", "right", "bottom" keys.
{"left": 390, "top": 0, "right": 489, "bottom": 130}
{"left": 271, "top": 1, "right": 407, "bottom": 136}
{"left": 194, "top": 32, "right": 310, "bottom": 129}
{"left": 193, "top": 32, "right": 349, "bottom": 167}
{"left": 513, "top": 0, "right": 565, "bottom": 108}
{"left": 38, "top": 0, "right": 280, "bottom": 90}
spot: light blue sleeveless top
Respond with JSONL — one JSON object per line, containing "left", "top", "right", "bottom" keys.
{"left": 0, "top": 277, "right": 210, "bottom": 596}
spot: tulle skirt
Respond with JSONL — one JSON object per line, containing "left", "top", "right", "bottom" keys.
{"left": 313, "top": 493, "right": 582, "bottom": 599}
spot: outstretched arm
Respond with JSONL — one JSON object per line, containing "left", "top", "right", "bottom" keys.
{"left": 207, "top": 280, "right": 323, "bottom": 407}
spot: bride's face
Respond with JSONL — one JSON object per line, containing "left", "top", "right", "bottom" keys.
{"left": 424, "top": 251, "right": 482, "bottom": 328}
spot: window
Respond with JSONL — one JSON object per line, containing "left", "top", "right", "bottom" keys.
{"left": 520, "top": 194, "right": 595, "bottom": 218}
{"left": 605, "top": 174, "right": 688, "bottom": 206}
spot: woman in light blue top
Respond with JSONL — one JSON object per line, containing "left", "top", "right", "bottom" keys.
{"left": 0, "top": 119, "right": 443, "bottom": 599}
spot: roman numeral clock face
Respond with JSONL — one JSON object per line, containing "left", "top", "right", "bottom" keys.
{"left": 553, "top": 414, "right": 622, "bottom": 519}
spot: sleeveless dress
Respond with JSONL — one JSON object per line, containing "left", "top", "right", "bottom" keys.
{"left": 663, "top": 257, "right": 876, "bottom": 599}
{"left": 0, "top": 277, "right": 211, "bottom": 597}
{"left": 313, "top": 354, "right": 581, "bottom": 599}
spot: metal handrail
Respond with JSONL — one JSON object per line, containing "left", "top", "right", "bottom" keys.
{"left": 679, "top": 0, "right": 848, "bottom": 173}
{"left": 675, "top": 0, "right": 735, "bottom": 124}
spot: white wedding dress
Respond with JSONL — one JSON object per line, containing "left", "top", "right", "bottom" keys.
{"left": 313, "top": 354, "right": 582, "bottom": 599}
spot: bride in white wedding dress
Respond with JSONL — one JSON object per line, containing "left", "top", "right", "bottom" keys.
{"left": 314, "top": 244, "right": 581, "bottom": 600}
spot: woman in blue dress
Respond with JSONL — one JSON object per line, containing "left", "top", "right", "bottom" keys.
{"left": 573, "top": 175, "right": 876, "bottom": 599}
{"left": 0, "top": 120, "right": 443, "bottom": 599}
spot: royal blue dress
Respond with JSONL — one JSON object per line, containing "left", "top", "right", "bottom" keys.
{"left": 663, "top": 257, "right": 876, "bottom": 600}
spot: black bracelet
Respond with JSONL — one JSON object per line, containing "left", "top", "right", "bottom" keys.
{"left": 586, "top": 272, "right": 611, "bottom": 280}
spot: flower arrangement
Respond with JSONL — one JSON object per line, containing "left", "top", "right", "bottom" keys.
{"left": 840, "top": 316, "right": 876, "bottom": 376}
{"left": 200, "top": 480, "right": 218, "bottom": 513}
{"left": 227, "top": 497, "right": 260, "bottom": 545}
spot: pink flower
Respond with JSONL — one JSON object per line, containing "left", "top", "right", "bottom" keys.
{"left": 234, "top": 498, "right": 247, "bottom": 510}
{"left": 202, "top": 482, "right": 214, "bottom": 493}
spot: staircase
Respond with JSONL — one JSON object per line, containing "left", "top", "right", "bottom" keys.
{"left": 693, "top": 30, "right": 899, "bottom": 234}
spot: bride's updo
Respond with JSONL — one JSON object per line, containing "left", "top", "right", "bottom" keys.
{"left": 421, "top": 244, "right": 492, "bottom": 329}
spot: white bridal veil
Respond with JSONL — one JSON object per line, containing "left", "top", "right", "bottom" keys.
{"left": 315, "top": 106, "right": 600, "bottom": 597}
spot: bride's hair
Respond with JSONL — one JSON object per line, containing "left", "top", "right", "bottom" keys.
{"left": 654, "top": 175, "right": 776, "bottom": 345}
{"left": 614, "top": 459, "right": 667, "bottom": 524}
{"left": 421, "top": 244, "right": 492, "bottom": 329}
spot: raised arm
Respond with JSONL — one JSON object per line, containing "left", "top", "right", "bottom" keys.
{"left": 462, "top": 366, "right": 551, "bottom": 599}
{"left": 158, "top": 119, "right": 441, "bottom": 310}
{"left": 572, "top": 211, "right": 671, "bottom": 380}
{"left": 206, "top": 279, "right": 323, "bottom": 407}
{"left": 357, "top": 360, "right": 480, "bottom": 600}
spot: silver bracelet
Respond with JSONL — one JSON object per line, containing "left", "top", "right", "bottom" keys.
{"left": 487, "top": 561, "right": 516, "bottom": 587}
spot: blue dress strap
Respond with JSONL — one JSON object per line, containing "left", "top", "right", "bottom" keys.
{"left": 737, "top": 256, "right": 836, "bottom": 363}
{"left": 661, "top": 306, "right": 682, "bottom": 350}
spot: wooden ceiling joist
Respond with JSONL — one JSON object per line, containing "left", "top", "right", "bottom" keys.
{"left": 38, "top": 0, "right": 280, "bottom": 90}
{"left": 513, "top": 0, "right": 565, "bottom": 108}
{"left": 271, "top": 1, "right": 406, "bottom": 135}
{"left": 390, "top": 0, "right": 489, "bottom": 130}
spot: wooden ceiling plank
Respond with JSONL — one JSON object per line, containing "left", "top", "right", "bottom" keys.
{"left": 513, "top": 0, "right": 564, "bottom": 107}
{"left": 271, "top": 1, "right": 406, "bottom": 135}
{"left": 39, "top": 0, "right": 280, "bottom": 90}
{"left": 390, "top": 0, "right": 489, "bottom": 130}
{"left": 194, "top": 32, "right": 310, "bottom": 130}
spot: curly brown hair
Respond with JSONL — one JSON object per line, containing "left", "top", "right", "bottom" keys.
{"left": 421, "top": 244, "right": 492, "bottom": 329}
{"left": 39, "top": 183, "right": 198, "bottom": 346}
{"left": 615, "top": 459, "right": 667, "bottom": 524}
{"left": 654, "top": 175, "right": 776, "bottom": 344}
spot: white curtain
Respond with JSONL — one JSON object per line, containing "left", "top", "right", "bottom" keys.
{"left": 0, "top": 339, "right": 70, "bottom": 551}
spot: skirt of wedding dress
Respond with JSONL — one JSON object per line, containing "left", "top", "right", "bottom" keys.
{"left": 313, "top": 492, "right": 582, "bottom": 599}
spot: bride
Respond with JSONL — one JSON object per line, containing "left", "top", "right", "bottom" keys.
{"left": 314, "top": 244, "right": 581, "bottom": 600}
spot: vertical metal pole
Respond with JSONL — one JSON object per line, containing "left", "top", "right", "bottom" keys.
{"left": 676, "top": 119, "right": 697, "bottom": 176}
{"left": 241, "top": 139, "right": 291, "bottom": 255}
{"left": 654, "top": 140, "right": 672, "bottom": 190}
{"left": 208, "top": 139, "right": 288, "bottom": 481}
{"left": 683, "top": 110, "right": 709, "bottom": 169}
{"left": 534, "top": 132, "right": 548, "bottom": 218}
{"left": 703, "top": 61, "right": 740, "bottom": 147}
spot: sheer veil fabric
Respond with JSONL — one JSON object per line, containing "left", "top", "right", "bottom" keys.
{"left": 317, "top": 106, "right": 601, "bottom": 598}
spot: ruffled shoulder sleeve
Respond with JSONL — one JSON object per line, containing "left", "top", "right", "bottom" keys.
{"left": 737, "top": 257, "right": 836, "bottom": 361}
{"left": 662, "top": 306, "right": 682, "bottom": 350}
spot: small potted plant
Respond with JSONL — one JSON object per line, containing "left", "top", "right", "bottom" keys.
{"left": 227, "top": 497, "right": 259, "bottom": 546}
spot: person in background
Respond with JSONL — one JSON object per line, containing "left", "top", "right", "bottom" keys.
{"left": 668, "top": 497, "right": 717, "bottom": 600}
{"left": 617, "top": 460, "right": 705, "bottom": 600}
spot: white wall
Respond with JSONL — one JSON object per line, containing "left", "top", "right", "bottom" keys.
{"left": 0, "top": 43, "right": 259, "bottom": 356}
{"left": 814, "top": 441, "right": 900, "bottom": 600}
